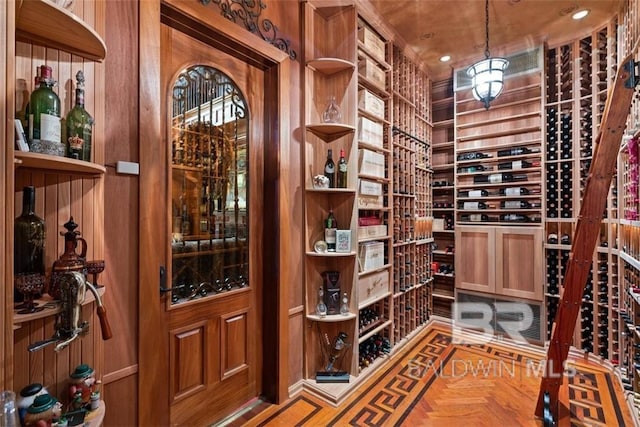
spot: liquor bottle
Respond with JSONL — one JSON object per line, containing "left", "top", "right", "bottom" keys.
{"left": 500, "top": 213, "right": 530, "bottom": 222}
{"left": 473, "top": 173, "right": 527, "bottom": 184}
{"left": 324, "top": 149, "right": 335, "bottom": 188}
{"left": 28, "top": 65, "right": 63, "bottom": 156}
{"left": 340, "top": 292, "right": 349, "bottom": 315}
{"left": 316, "top": 287, "right": 328, "bottom": 317}
{"left": 500, "top": 200, "right": 531, "bottom": 209}
{"left": 181, "top": 202, "right": 191, "bottom": 235}
{"left": 499, "top": 187, "right": 530, "bottom": 196}
{"left": 337, "top": 149, "right": 348, "bottom": 188}
{"left": 65, "top": 71, "right": 94, "bottom": 161}
{"left": 23, "top": 69, "right": 42, "bottom": 131}
{"left": 497, "top": 147, "right": 538, "bottom": 157}
{"left": 14, "top": 186, "right": 46, "bottom": 301}
{"left": 459, "top": 189, "right": 489, "bottom": 198}
{"left": 497, "top": 160, "right": 540, "bottom": 170}
{"left": 325, "top": 209, "right": 338, "bottom": 252}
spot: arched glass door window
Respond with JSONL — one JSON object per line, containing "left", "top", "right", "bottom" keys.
{"left": 169, "top": 65, "right": 249, "bottom": 304}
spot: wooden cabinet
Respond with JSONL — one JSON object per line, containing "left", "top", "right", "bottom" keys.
{"left": 4, "top": 0, "right": 107, "bottom": 415}
{"left": 456, "top": 226, "right": 543, "bottom": 301}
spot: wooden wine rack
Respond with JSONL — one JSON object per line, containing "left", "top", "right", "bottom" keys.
{"left": 543, "top": 23, "right": 621, "bottom": 364}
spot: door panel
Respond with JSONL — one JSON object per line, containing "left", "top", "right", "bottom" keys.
{"left": 455, "top": 226, "right": 495, "bottom": 293}
{"left": 495, "top": 227, "right": 543, "bottom": 300}
{"left": 160, "top": 23, "right": 263, "bottom": 426}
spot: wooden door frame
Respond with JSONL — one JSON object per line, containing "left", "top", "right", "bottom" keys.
{"left": 139, "top": 1, "right": 290, "bottom": 424}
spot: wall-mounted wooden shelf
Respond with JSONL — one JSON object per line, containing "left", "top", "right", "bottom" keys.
{"left": 16, "top": 0, "right": 106, "bottom": 62}
{"left": 306, "top": 123, "right": 356, "bottom": 141}
{"left": 14, "top": 285, "right": 106, "bottom": 326}
{"left": 15, "top": 152, "right": 106, "bottom": 175}
{"left": 306, "top": 58, "right": 355, "bottom": 75}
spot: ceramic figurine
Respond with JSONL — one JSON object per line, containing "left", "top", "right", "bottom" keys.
{"left": 17, "top": 383, "right": 48, "bottom": 425}
{"left": 68, "top": 364, "right": 100, "bottom": 408}
{"left": 23, "top": 394, "right": 62, "bottom": 427}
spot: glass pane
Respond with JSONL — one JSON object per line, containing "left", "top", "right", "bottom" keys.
{"left": 169, "top": 65, "right": 248, "bottom": 304}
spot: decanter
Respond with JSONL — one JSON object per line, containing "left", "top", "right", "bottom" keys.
{"left": 322, "top": 96, "right": 342, "bottom": 123}
{"left": 340, "top": 292, "right": 349, "bottom": 315}
{"left": 316, "top": 287, "right": 328, "bottom": 317}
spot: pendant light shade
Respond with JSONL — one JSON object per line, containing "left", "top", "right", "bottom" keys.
{"left": 466, "top": 0, "right": 508, "bottom": 109}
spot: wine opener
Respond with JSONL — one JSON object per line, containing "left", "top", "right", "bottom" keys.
{"left": 28, "top": 271, "right": 112, "bottom": 352}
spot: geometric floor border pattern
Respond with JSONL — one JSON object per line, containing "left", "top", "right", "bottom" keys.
{"left": 246, "top": 324, "right": 634, "bottom": 426}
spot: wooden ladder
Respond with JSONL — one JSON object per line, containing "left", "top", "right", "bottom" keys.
{"left": 535, "top": 53, "right": 637, "bottom": 420}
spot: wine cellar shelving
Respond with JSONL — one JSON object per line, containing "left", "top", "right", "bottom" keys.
{"left": 390, "top": 43, "right": 433, "bottom": 347}
{"left": 431, "top": 78, "right": 455, "bottom": 318}
{"left": 543, "top": 24, "right": 621, "bottom": 368}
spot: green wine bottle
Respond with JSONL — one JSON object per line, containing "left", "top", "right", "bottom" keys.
{"left": 28, "top": 65, "right": 62, "bottom": 156}
{"left": 66, "top": 70, "right": 94, "bottom": 161}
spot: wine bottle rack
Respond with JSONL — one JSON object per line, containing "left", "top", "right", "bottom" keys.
{"left": 544, "top": 23, "right": 621, "bottom": 363}
{"left": 390, "top": 44, "right": 433, "bottom": 344}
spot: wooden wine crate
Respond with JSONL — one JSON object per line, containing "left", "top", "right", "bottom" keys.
{"left": 357, "top": 224, "right": 388, "bottom": 240}
{"left": 358, "top": 88, "right": 385, "bottom": 119}
{"left": 358, "top": 241, "right": 385, "bottom": 272}
{"left": 357, "top": 269, "right": 390, "bottom": 307}
{"left": 358, "top": 26, "right": 385, "bottom": 62}
{"left": 357, "top": 116, "right": 384, "bottom": 147}
{"left": 358, "top": 148, "right": 385, "bottom": 178}
{"left": 358, "top": 54, "right": 386, "bottom": 89}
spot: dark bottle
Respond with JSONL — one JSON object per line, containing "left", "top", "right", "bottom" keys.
{"left": 457, "top": 165, "right": 486, "bottom": 173}
{"left": 497, "top": 160, "right": 540, "bottom": 170}
{"left": 500, "top": 213, "right": 530, "bottom": 222}
{"left": 473, "top": 173, "right": 527, "bottom": 184}
{"left": 459, "top": 189, "right": 489, "bottom": 198}
{"left": 324, "top": 209, "right": 338, "bottom": 252}
{"left": 28, "top": 65, "right": 62, "bottom": 156}
{"left": 460, "top": 214, "right": 489, "bottom": 222}
{"left": 65, "top": 70, "right": 94, "bottom": 161}
{"left": 499, "top": 187, "right": 530, "bottom": 196}
{"left": 497, "top": 147, "right": 536, "bottom": 157}
{"left": 457, "top": 152, "right": 491, "bottom": 161}
{"left": 337, "top": 148, "right": 348, "bottom": 188}
{"left": 324, "top": 149, "right": 335, "bottom": 188}
{"left": 14, "top": 186, "right": 46, "bottom": 300}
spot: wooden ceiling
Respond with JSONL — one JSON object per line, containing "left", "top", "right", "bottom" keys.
{"left": 367, "top": 0, "right": 625, "bottom": 80}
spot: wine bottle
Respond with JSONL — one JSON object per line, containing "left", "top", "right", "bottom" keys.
{"left": 14, "top": 186, "right": 46, "bottom": 302}
{"left": 460, "top": 214, "right": 489, "bottom": 222}
{"left": 497, "top": 160, "right": 540, "bottom": 170}
{"left": 337, "top": 148, "right": 348, "bottom": 188}
{"left": 457, "top": 152, "right": 491, "bottom": 161}
{"left": 473, "top": 173, "right": 527, "bottom": 184}
{"left": 500, "top": 213, "right": 530, "bottom": 222}
{"left": 28, "top": 65, "right": 63, "bottom": 156}
{"left": 459, "top": 189, "right": 489, "bottom": 197}
{"left": 499, "top": 187, "right": 530, "bottom": 196}
{"left": 457, "top": 165, "right": 487, "bottom": 173}
{"left": 500, "top": 200, "right": 531, "bottom": 209}
{"left": 65, "top": 71, "right": 94, "bottom": 161}
{"left": 325, "top": 209, "right": 338, "bottom": 252}
{"left": 497, "top": 147, "right": 538, "bottom": 157}
{"left": 460, "top": 201, "right": 488, "bottom": 210}
{"left": 324, "top": 149, "right": 335, "bottom": 188}
{"left": 181, "top": 202, "right": 191, "bottom": 235}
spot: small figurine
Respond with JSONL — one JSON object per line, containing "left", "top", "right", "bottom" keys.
{"left": 68, "top": 364, "right": 100, "bottom": 409}
{"left": 17, "top": 383, "right": 48, "bottom": 426}
{"left": 23, "top": 394, "right": 62, "bottom": 427}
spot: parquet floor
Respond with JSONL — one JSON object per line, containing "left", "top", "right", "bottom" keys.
{"left": 232, "top": 323, "right": 636, "bottom": 426}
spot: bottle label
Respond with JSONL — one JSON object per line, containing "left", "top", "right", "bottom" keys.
{"left": 339, "top": 163, "right": 347, "bottom": 172}
{"left": 469, "top": 214, "right": 484, "bottom": 222}
{"left": 504, "top": 187, "right": 520, "bottom": 196}
{"left": 488, "top": 174, "right": 502, "bottom": 183}
{"left": 512, "top": 161, "right": 523, "bottom": 170}
{"left": 463, "top": 202, "right": 480, "bottom": 210}
{"left": 325, "top": 165, "right": 335, "bottom": 173}
{"left": 325, "top": 228, "right": 337, "bottom": 249}
{"left": 503, "top": 201, "right": 523, "bottom": 209}
{"left": 40, "top": 113, "right": 61, "bottom": 143}
{"left": 469, "top": 190, "right": 483, "bottom": 197}
{"left": 68, "top": 135, "right": 84, "bottom": 151}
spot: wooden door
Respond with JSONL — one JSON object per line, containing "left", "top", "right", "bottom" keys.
{"left": 455, "top": 226, "right": 495, "bottom": 293}
{"left": 495, "top": 227, "right": 543, "bottom": 301}
{"left": 154, "top": 24, "right": 264, "bottom": 426}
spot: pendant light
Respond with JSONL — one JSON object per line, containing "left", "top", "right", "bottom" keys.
{"left": 466, "top": 0, "right": 508, "bottom": 109}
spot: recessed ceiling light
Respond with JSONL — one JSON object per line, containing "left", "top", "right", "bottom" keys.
{"left": 572, "top": 9, "right": 590, "bottom": 20}
{"left": 440, "top": 55, "right": 451, "bottom": 62}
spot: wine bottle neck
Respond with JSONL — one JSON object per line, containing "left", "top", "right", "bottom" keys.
{"left": 22, "top": 187, "right": 36, "bottom": 215}
{"left": 75, "top": 88, "right": 85, "bottom": 107}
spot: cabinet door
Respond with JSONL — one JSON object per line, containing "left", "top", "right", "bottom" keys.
{"left": 455, "top": 226, "right": 495, "bottom": 293}
{"left": 495, "top": 227, "right": 543, "bottom": 300}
